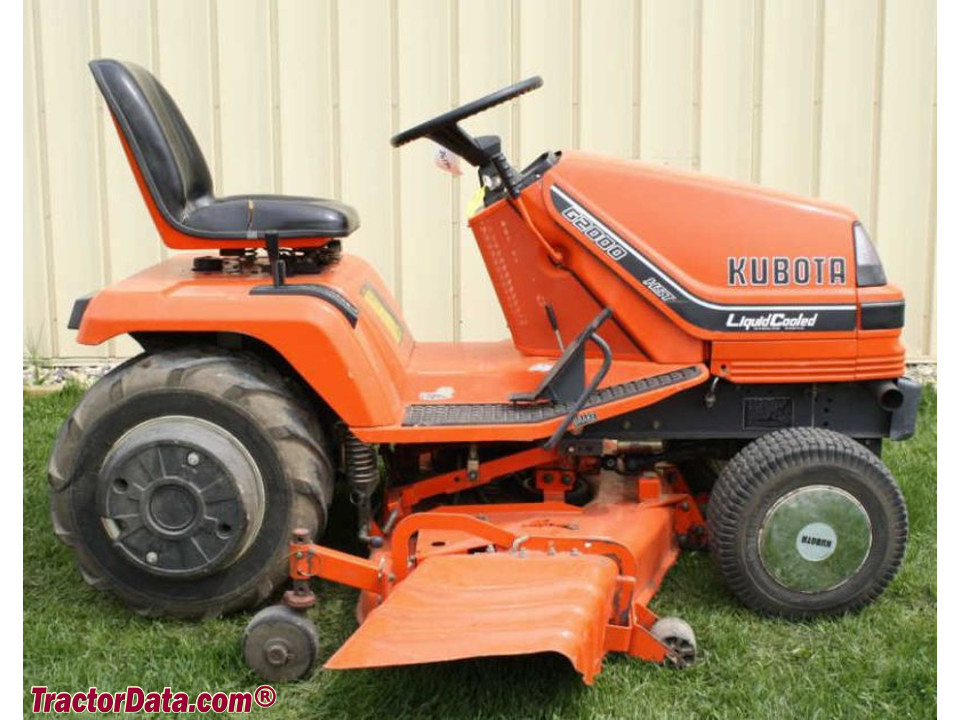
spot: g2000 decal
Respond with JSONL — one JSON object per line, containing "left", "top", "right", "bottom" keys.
{"left": 551, "top": 186, "right": 856, "bottom": 333}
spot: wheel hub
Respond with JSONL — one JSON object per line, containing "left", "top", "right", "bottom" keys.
{"left": 145, "top": 481, "right": 202, "bottom": 534}
{"left": 759, "top": 484, "right": 872, "bottom": 593}
{"left": 98, "top": 416, "right": 265, "bottom": 578}
{"left": 264, "top": 640, "right": 295, "bottom": 667}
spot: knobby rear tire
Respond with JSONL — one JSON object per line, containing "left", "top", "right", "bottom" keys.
{"left": 48, "top": 347, "right": 334, "bottom": 618}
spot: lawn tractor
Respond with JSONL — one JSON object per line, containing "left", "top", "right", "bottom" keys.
{"left": 49, "top": 59, "right": 918, "bottom": 684}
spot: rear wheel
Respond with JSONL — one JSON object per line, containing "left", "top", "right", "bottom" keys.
{"left": 48, "top": 347, "right": 333, "bottom": 618}
{"left": 708, "top": 428, "right": 907, "bottom": 618}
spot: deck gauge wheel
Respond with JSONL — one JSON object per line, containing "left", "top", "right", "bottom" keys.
{"left": 243, "top": 604, "right": 320, "bottom": 682}
{"left": 651, "top": 617, "right": 697, "bottom": 667}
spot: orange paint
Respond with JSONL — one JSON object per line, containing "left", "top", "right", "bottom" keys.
{"left": 82, "top": 71, "right": 911, "bottom": 684}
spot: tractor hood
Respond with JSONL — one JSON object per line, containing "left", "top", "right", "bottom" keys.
{"left": 544, "top": 151, "right": 861, "bottom": 314}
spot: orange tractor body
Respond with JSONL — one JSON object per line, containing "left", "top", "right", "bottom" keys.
{"left": 50, "top": 60, "right": 917, "bottom": 683}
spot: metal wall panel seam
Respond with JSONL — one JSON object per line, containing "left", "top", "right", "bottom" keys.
{"left": 149, "top": 0, "right": 166, "bottom": 259}
{"left": 571, "top": 0, "right": 581, "bottom": 150}
{"left": 90, "top": 0, "right": 115, "bottom": 358}
{"left": 329, "top": 0, "right": 342, "bottom": 200}
{"left": 750, "top": 0, "right": 765, "bottom": 183}
{"left": 209, "top": 0, "right": 224, "bottom": 194}
{"left": 867, "top": 0, "right": 886, "bottom": 237}
{"left": 810, "top": 0, "right": 826, "bottom": 197}
{"left": 922, "top": 98, "right": 937, "bottom": 356}
{"left": 389, "top": 0, "right": 402, "bottom": 307}
{"left": 510, "top": 0, "right": 521, "bottom": 161}
{"left": 449, "top": 0, "right": 462, "bottom": 341}
{"left": 29, "top": 0, "right": 59, "bottom": 356}
{"left": 269, "top": 0, "right": 282, "bottom": 193}
{"left": 631, "top": 0, "right": 642, "bottom": 159}
{"left": 691, "top": 0, "right": 703, "bottom": 171}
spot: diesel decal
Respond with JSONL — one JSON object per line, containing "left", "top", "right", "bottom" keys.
{"left": 727, "top": 256, "right": 847, "bottom": 287}
{"left": 550, "top": 185, "right": 857, "bottom": 333}
{"left": 725, "top": 312, "right": 819, "bottom": 331}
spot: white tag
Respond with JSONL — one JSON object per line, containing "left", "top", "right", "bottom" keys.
{"left": 528, "top": 363, "right": 554, "bottom": 373}
{"left": 433, "top": 145, "right": 463, "bottom": 176}
{"left": 419, "top": 386, "right": 455, "bottom": 401}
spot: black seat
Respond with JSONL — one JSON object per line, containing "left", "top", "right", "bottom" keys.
{"left": 90, "top": 59, "right": 358, "bottom": 242}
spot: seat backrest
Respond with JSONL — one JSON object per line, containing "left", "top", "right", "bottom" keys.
{"left": 89, "top": 59, "right": 213, "bottom": 222}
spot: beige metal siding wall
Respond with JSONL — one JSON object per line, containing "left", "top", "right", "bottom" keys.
{"left": 23, "top": 0, "right": 937, "bottom": 361}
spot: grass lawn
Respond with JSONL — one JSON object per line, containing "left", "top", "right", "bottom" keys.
{"left": 23, "top": 387, "right": 936, "bottom": 719}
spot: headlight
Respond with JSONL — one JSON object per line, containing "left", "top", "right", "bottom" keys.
{"left": 854, "top": 222, "right": 887, "bottom": 287}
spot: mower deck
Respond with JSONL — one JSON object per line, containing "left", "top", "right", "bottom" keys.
{"left": 285, "top": 475, "right": 704, "bottom": 683}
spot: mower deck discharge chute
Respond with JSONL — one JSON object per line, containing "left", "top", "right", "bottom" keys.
{"left": 290, "top": 474, "right": 703, "bottom": 683}
{"left": 49, "top": 59, "right": 917, "bottom": 683}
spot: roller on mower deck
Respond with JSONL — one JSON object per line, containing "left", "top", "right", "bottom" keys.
{"left": 49, "top": 59, "right": 916, "bottom": 684}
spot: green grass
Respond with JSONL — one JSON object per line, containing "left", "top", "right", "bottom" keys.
{"left": 23, "top": 388, "right": 936, "bottom": 719}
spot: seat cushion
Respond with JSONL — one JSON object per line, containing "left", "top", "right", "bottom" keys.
{"left": 185, "top": 194, "right": 359, "bottom": 239}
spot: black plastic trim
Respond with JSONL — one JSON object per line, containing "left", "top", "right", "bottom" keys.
{"left": 551, "top": 186, "right": 858, "bottom": 333}
{"left": 581, "top": 379, "right": 906, "bottom": 440}
{"left": 249, "top": 284, "right": 359, "bottom": 327}
{"left": 68, "top": 293, "right": 95, "bottom": 330}
{"left": 860, "top": 300, "right": 905, "bottom": 330}
{"left": 403, "top": 366, "right": 703, "bottom": 427}
{"left": 890, "top": 377, "right": 922, "bottom": 440}
{"left": 484, "top": 151, "right": 561, "bottom": 207}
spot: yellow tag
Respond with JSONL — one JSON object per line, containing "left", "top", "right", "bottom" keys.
{"left": 465, "top": 187, "right": 486, "bottom": 218}
{"left": 360, "top": 285, "right": 404, "bottom": 344}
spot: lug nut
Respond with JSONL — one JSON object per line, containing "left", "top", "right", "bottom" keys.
{"left": 145, "top": 551, "right": 158, "bottom": 565}
{"left": 186, "top": 452, "right": 200, "bottom": 467}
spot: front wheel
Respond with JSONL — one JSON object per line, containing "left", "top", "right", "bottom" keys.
{"left": 48, "top": 347, "right": 334, "bottom": 618}
{"left": 707, "top": 428, "right": 907, "bottom": 619}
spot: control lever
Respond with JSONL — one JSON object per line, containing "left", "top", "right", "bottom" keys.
{"left": 545, "top": 304, "right": 564, "bottom": 351}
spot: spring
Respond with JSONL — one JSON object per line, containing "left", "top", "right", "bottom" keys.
{"left": 344, "top": 432, "right": 379, "bottom": 544}
{"left": 345, "top": 432, "right": 378, "bottom": 501}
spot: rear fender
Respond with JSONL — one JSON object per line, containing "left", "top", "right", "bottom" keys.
{"left": 73, "top": 255, "right": 412, "bottom": 428}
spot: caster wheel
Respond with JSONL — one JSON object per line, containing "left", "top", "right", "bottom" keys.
{"left": 243, "top": 605, "right": 319, "bottom": 682}
{"left": 651, "top": 617, "right": 697, "bottom": 667}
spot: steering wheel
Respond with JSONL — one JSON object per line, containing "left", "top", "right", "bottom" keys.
{"left": 390, "top": 76, "right": 543, "bottom": 163}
